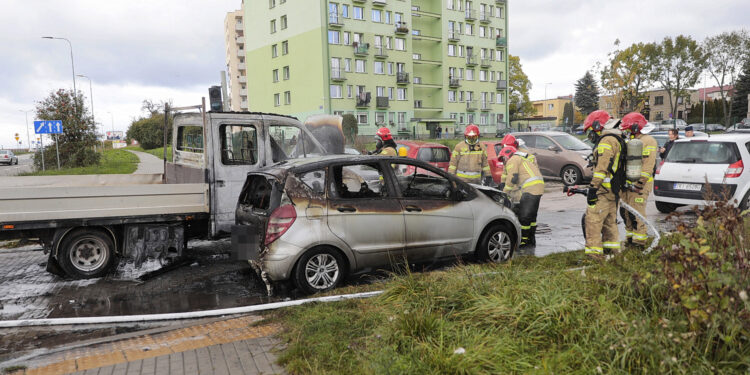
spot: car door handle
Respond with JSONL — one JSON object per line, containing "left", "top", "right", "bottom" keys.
{"left": 337, "top": 206, "right": 357, "bottom": 212}
{"left": 405, "top": 205, "right": 422, "bottom": 212}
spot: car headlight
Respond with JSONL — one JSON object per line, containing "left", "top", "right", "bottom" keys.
{"left": 580, "top": 153, "right": 589, "bottom": 160}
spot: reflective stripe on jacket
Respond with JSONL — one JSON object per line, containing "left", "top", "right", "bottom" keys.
{"left": 448, "top": 141, "right": 489, "bottom": 182}
{"left": 591, "top": 135, "right": 621, "bottom": 190}
{"left": 378, "top": 146, "right": 398, "bottom": 156}
{"left": 501, "top": 150, "right": 545, "bottom": 196}
{"left": 636, "top": 134, "right": 658, "bottom": 183}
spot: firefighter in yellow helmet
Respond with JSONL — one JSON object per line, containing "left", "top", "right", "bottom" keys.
{"left": 369, "top": 127, "right": 398, "bottom": 156}
{"left": 499, "top": 134, "right": 545, "bottom": 247}
{"left": 619, "top": 112, "right": 658, "bottom": 248}
{"left": 448, "top": 124, "right": 491, "bottom": 184}
{"left": 583, "top": 110, "right": 626, "bottom": 259}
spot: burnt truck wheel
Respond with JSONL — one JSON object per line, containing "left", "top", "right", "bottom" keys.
{"left": 58, "top": 229, "right": 116, "bottom": 279}
{"left": 655, "top": 201, "right": 678, "bottom": 214}
{"left": 477, "top": 223, "right": 515, "bottom": 263}
{"left": 294, "top": 248, "right": 345, "bottom": 294}
{"left": 561, "top": 165, "right": 582, "bottom": 186}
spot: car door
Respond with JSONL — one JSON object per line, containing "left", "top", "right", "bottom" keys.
{"left": 389, "top": 161, "right": 474, "bottom": 262}
{"left": 326, "top": 162, "right": 406, "bottom": 267}
{"left": 530, "top": 135, "right": 558, "bottom": 177}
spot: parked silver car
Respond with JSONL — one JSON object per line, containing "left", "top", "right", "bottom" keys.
{"left": 0, "top": 150, "right": 18, "bottom": 165}
{"left": 232, "top": 155, "right": 521, "bottom": 294}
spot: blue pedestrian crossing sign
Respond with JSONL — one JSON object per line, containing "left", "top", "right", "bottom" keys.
{"left": 34, "top": 120, "right": 63, "bottom": 134}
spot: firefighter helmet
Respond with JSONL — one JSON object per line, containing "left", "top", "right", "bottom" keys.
{"left": 499, "top": 145, "right": 516, "bottom": 162}
{"left": 501, "top": 134, "right": 518, "bottom": 148}
{"left": 620, "top": 112, "right": 648, "bottom": 135}
{"left": 375, "top": 127, "right": 392, "bottom": 141}
{"left": 583, "top": 110, "right": 611, "bottom": 132}
{"left": 464, "top": 124, "right": 480, "bottom": 145}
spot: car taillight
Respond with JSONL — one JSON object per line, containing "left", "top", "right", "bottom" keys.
{"left": 725, "top": 160, "right": 744, "bottom": 178}
{"left": 655, "top": 161, "right": 664, "bottom": 175}
{"left": 264, "top": 204, "right": 297, "bottom": 245}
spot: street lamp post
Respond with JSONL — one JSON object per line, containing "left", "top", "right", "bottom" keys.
{"left": 19, "top": 109, "right": 33, "bottom": 151}
{"left": 42, "top": 37, "right": 76, "bottom": 94}
{"left": 76, "top": 74, "right": 103, "bottom": 149}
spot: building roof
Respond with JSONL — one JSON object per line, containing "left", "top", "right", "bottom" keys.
{"left": 696, "top": 85, "right": 734, "bottom": 98}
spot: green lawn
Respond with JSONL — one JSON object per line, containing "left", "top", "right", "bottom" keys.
{"left": 22, "top": 149, "right": 139, "bottom": 176}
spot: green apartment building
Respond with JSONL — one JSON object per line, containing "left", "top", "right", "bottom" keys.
{"left": 244, "top": 0, "right": 509, "bottom": 138}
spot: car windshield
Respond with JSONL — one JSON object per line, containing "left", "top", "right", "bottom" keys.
{"left": 0, "top": 150, "right": 8, "bottom": 154}
{"left": 665, "top": 142, "right": 739, "bottom": 164}
{"left": 551, "top": 134, "right": 591, "bottom": 151}
{"left": 416, "top": 147, "right": 450, "bottom": 162}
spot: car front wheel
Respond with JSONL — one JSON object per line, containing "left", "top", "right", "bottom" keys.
{"left": 561, "top": 165, "right": 582, "bottom": 186}
{"left": 294, "top": 247, "right": 345, "bottom": 294}
{"left": 477, "top": 223, "right": 515, "bottom": 262}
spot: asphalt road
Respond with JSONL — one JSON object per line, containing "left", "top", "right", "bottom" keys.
{"left": 0, "top": 153, "right": 34, "bottom": 176}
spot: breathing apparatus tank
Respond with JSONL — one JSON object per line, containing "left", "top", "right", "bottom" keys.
{"left": 625, "top": 138, "right": 643, "bottom": 181}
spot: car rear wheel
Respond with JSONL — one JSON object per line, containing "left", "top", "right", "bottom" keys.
{"left": 655, "top": 201, "right": 679, "bottom": 214}
{"left": 294, "top": 247, "right": 345, "bottom": 294}
{"left": 739, "top": 190, "right": 750, "bottom": 210}
{"left": 58, "top": 228, "right": 116, "bottom": 279}
{"left": 561, "top": 165, "right": 582, "bottom": 186}
{"left": 477, "top": 223, "right": 515, "bottom": 263}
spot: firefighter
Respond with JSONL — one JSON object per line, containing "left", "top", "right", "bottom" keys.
{"left": 620, "top": 112, "right": 658, "bottom": 248}
{"left": 369, "top": 127, "right": 398, "bottom": 156}
{"left": 448, "top": 124, "right": 491, "bottom": 184}
{"left": 500, "top": 134, "right": 545, "bottom": 247}
{"left": 583, "top": 110, "right": 625, "bottom": 259}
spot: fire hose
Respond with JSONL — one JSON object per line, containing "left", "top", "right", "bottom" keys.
{"left": 564, "top": 184, "right": 661, "bottom": 254}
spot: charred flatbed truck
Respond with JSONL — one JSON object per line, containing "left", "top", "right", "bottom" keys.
{"left": 0, "top": 104, "right": 329, "bottom": 279}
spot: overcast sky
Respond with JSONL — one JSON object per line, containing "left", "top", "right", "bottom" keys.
{"left": 1, "top": 0, "right": 749, "bottom": 148}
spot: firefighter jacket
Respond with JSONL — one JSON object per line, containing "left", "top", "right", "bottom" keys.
{"left": 501, "top": 149, "right": 545, "bottom": 197}
{"left": 591, "top": 131, "right": 622, "bottom": 191}
{"left": 378, "top": 146, "right": 398, "bottom": 156}
{"left": 448, "top": 141, "right": 490, "bottom": 183}
{"left": 634, "top": 134, "right": 658, "bottom": 184}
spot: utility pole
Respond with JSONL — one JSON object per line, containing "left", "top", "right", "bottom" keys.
{"left": 19, "top": 109, "right": 33, "bottom": 151}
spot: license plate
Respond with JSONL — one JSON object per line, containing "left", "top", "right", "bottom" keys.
{"left": 674, "top": 183, "right": 702, "bottom": 191}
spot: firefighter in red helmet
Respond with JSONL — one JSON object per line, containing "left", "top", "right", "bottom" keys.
{"left": 369, "top": 127, "right": 398, "bottom": 156}
{"left": 500, "top": 133, "right": 545, "bottom": 247}
{"left": 448, "top": 124, "right": 491, "bottom": 184}
{"left": 619, "top": 112, "right": 657, "bottom": 248}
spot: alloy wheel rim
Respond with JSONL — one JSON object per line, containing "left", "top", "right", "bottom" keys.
{"left": 305, "top": 254, "right": 340, "bottom": 289}
{"left": 563, "top": 168, "right": 577, "bottom": 184}
{"left": 487, "top": 231, "right": 512, "bottom": 262}
{"left": 69, "top": 237, "right": 108, "bottom": 272}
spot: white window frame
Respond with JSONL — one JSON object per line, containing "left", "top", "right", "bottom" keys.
{"left": 330, "top": 84, "right": 343, "bottom": 98}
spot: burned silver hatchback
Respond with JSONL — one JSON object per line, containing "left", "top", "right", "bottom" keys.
{"left": 231, "top": 155, "right": 521, "bottom": 294}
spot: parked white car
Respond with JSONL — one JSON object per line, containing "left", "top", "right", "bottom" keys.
{"left": 653, "top": 134, "right": 750, "bottom": 212}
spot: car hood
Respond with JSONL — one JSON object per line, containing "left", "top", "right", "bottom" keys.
{"left": 470, "top": 184, "right": 512, "bottom": 208}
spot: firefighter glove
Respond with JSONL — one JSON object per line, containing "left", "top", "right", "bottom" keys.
{"left": 587, "top": 187, "right": 598, "bottom": 206}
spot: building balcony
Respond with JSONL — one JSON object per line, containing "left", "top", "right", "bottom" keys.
{"left": 466, "top": 55, "right": 477, "bottom": 66}
{"left": 465, "top": 9, "right": 477, "bottom": 21}
{"left": 496, "top": 79, "right": 507, "bottom": 90}
{"left": 352, "top": 0, "right": 365, "bottom": 3}
{"left": 372, "top": 0, "right": 386, "bottom": 6}
{"left": 240, "top": 89, "right": 248, "bottom": 96}
{"left": 479, "top": 11, "right": 491, "bottom": 23}
{"left": 353, "top": 44, "right": 369, "bottom": 56}
{"left": 238, "top": 76, "right": 247, "bottom": 84}
{"left": 329, "top": 12, "right": 343, "bottom": 27}
{"left": 236, "top": 36, "right": 245, "bottom": 44}
{"left": 395, "top": 21, "right": 409, "bottom": 35}
{"left": 235, "top": 22, "right": 243, "bottom": 31}
{"left": 374, "top": 46, "right": 388, "bottom": 59}
{"left": 397, "top": 72, "right": 410, "bottom": 84}
{"left": 240, "top": 100, "right": 248, "bottom": 109}
{"left": 448, "top": 31, "right": 461, "bottom": 42}
{"left": 238, "top": 62, "right": 246, "bottom": 70}
{"left": 480, "top": 58, "right": 491, "bottom": 67}
{"left": 496, "top": 36, "right": 507, "bottom": 47}
{"left": 376, "top": 96, "right": 389, "bottom": 108}
{"left": 496, "top": 0, "right": 506, "bottom": 4}
{"left": 331, "top": 68, "right": 347, "bottom": 81}
{"left": 356, "top": 92, "right": 371, "bottom": 107}
{"left": 449, "top": 77, "right": 461, "bottom": 88}
{"left": 481, "top": 101, "right": 491, "bottom": 111}
{"left": 466, "top": 100, "right": 478, "bottom": 111}
{"left": 237, "top": 49, "right": 245, "bottom": 57}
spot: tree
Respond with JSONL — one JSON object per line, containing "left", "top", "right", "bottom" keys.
{"left": 574, "top": 71, "right": 600, "bottom": 114}
{"left": 126, "top": 100, "right": 173, "bottom": 150}
{"left": 508, "top": 55, "right": 534, "bottom": 120}
{"left": 34, "top": 89, "right": 100, "bottom": 169}
{"left": 731, "top": 57, "right": 750, "bottom": 123}
{"left": 341, "top": 113, "right": 358, "bottom": 144}
{"left": 562, "top": 102, "right": 575, "bottom": 128}
{"left": 703, "top": 30, "right": 750, "bottom": 126}
{"left": 599, "top": 41, "right": 657, "bottom": 116}
{"left": 650, "top": 35, "right": 706, "bottom": 119}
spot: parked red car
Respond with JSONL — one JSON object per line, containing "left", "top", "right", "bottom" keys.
{"left": 480, "top": 140, "right": 505, "bottom": 184}
{"left": 395, "top": 141, "right": 452, "bottom": 172}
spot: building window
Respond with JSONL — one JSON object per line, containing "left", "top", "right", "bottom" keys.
{"left": 376, "top": 112, "right": 386, "bottom": 125}
{"left": 271, "top": 44, "right": 278, "bottom": 57}
{"left": 342, "top": 4, "right": 349, "bottom": 17}
{"left": 388, "top": 87, "right": 394, "bottom": 100}
{"left": 447, "top": 0, "right": 454, "bottom": 9}
{"left": 448, "top": 44, "right": 456, "bottom": 56}
{"left": 283, "top": 66, "right": 290, "bottom": 80}
{"left": 272, "top": 69, "right": 279, "bottom": 82}
{"left": 372, "top": 9, "right": 382, "bottom": 22}
{"left": 343, "top": 31, "right": 350, "bottom": 45}
{"left": 496, "top": 50, "right": 504, "bottom": 62}
{"left": 374, "top": 61, "right": 385, "bottom": 74}
{"left": 328, "top": 30, "right": 340, "bottom": 44}
{"left": 397, "top": 88, "right": 407, "bottom": 100}
{"left": 353, "top": 6, "right": 364, "bottom": 20}
{"left": 347, "top": 85, "right": 353, "bottom": 98}
{"left": 387, "top": 62, "right": 394, "bottom": 75}
{"left": 330, "top": 85, "right": 343, "bottom": 98}
{"left": 385, "top": 11, "right": 391, "bottom": 24}
{"left": 357, "top": 112, "right": 368, "bottom": 124}
{"left": 479, "top": 70, "right": 486, "bottom": 81}
{"left": 270, "top": 19, "right": 277, "bottom": 33}
{"left": 466, "top": 69, "right": 474, "bottom": 81}
{"left": 282, "top": 41, "right": 289, "bottom": 55}
{"left": 547, "top": 103, "right": 554, "bottom": 110}
{"left": 274, "top": 93, "right": 280, "bottom": 106}
{"left": 344, "top": 58, "right": 352, "bottom": 72}
{"left": 395, "top": 38, "right": 405, "bottom": 51}
{"left": 284, "top": 91, "right": 291, "bottom": 105}
{"left": 355, "top": 59, "right": 366, "bottom": 73}
{"left": 465, "top": 24, "right": 473, "bottom": 35}
{"left": 496, "top": 92, "right": 504, "bottom": 104}
{"left": 655, "top": 96, "right": 664, "bottom": 105}
{"left": 496, "top": 6, "right": 503, "bottom": 18}
{"left": 280, "top": 15, "right": 287, "bottom": 30}
{"left": 377, "top": 86, "right": 385, "bottom": 97}
{"left": 269, "top": 0, "right": 275, "bottom": 8}
{"left": 458, "top": 45, "right": 464, "bottom": 57}
{"left": 448, "top": 91, "right": 456, "bottom": 102}
{"left": 479, "top": 26, "right": 486, "bottom": 38}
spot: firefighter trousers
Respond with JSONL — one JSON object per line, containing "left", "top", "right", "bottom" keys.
{"left": 584, "top": 192, "right": 620, "bottom": 255}
{"left": 517, "top": 193, "right": 541, "bottom": 246}
{"left": 621, "top": 180, "right": 653, "bottom": 246}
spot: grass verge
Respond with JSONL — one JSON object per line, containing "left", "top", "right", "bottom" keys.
{"left": 126, "top": 145, "right": 172, "bottom": 161}
{"left": 21, "top": 149, "right": 139, "bottom": 176}
{"left": 270, "top": 240, "right": 748, "bottom": 374}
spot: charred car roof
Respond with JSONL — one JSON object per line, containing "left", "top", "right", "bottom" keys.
{"left": 249, "top": 155, "right": 445, "bottom": 176}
